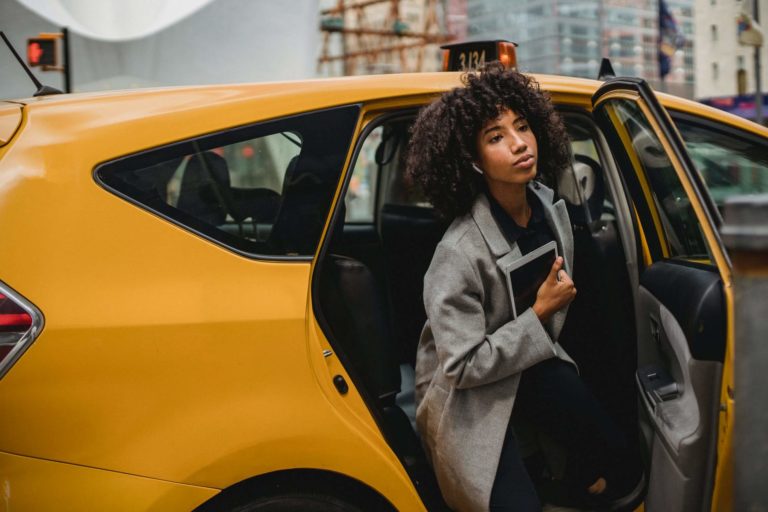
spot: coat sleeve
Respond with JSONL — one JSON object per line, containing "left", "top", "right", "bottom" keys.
{"left": 425, "top": 241, "right": 557, "bottom": 389}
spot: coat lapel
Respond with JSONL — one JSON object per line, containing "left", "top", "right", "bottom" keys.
{"left": 470, "top": 193, "right": 515, "bottom": 258}
{"left": 531, "top": 184, "right": 573, "bottom": 339}
{"left": 471, "top": 184, "right": 573, "bottom": 269}
{"left": 472, "top": 183, "right": 574, "bottom": 340}
{"left": 532, "top": 185, "right": 573, "bottom": 277}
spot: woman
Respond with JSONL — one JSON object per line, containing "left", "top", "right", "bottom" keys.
{"left": 407, "top": 63, "right": 642, "bottom": 512}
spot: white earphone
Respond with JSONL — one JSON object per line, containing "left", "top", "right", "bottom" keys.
{"left": 472, "top": 163, "right": 484, "bottom": 175}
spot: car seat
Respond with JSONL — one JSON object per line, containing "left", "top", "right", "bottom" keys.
{"left": 177, "top": 151, "right": 233, "bottom": 226}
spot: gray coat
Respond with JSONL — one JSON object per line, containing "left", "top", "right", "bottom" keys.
{"left": 414, "top": 183, "right": 576, "bottom": 512}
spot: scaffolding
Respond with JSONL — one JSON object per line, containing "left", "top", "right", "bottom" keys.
{"left": 318, "top": 0, "right": 453, "bottom": 76}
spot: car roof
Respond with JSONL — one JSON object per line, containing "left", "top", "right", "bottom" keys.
{"left": 12, "top": 71, "right": 768, "bottom": 139}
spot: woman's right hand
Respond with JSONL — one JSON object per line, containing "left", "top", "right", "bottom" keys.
{"left": 532, "top": 256, "right": 576, "bottom": 323}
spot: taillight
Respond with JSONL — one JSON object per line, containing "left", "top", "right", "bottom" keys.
{"left": 0, "top": 284, "right": 43, "bottom": 379}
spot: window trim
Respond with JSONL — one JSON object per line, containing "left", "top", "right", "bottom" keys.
{"left": 594, "top": 79, "right": 729, "bottom": 268}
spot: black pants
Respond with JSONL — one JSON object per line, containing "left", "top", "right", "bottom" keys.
{"left": 489, "top": 358, "right": 639, "bottom": 511}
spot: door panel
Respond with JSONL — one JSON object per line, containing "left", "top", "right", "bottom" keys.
{"left": 636, "top": 284, "right": 721, "bottom": 512}
{"left": 592, "top": 78, "right": 730, "bottom": 511}
{"left": 640, "top": 261, "right": 725, "bottom": 362}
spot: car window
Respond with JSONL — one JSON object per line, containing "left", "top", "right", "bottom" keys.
{"left": 345, "top": 116, "right": 430, "bottom": 224}
{"left": 345, "top": 126, "right": 381, "bottom": 223}
{"left": 672, "top": 114, "right": 768, "bottom": 210}
{"left": 377, "top": 118, "right": 430, "bottom": 208}
{"left": 561, "top": 113, "right": 616, "bottom": 224}
{"left": 96, "top": 105, "right": 360, "bottom": 258}
{"left": 597, "top": 99, "right": 710, "bottom": 260}
{"left": 351, "top": 110, "right": 608, "bottom": 224}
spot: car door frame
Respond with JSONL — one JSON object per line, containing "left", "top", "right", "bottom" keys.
{"left": 591, "top": 77, "right": 735, "bottom": 512}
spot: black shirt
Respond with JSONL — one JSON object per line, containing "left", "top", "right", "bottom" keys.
{"left": 486, "top": 186, "right": 556, "bottom": 256}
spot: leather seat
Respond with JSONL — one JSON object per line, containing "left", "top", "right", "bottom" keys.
{"left": 379, "top": 203, "right": 447, "bottom": 366}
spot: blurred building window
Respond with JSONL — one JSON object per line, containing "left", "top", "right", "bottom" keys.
{"left": 737, "top": 68, "right": 748, "bottom": 94}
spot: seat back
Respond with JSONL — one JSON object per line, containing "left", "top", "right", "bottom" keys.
{"left": 379, "top": 203, "right": 447, "bottom": 366}
{"left": 320, "top": 254, "right": 401, "bottom": 402}
{"left": 177, "top": 151, "right": 232, "bottom": 226}
{"left": 558, "top": 154, "right": 606, "bottom": 225}
{"left": 230, "top": 187, "right": 281, "bottom": 224}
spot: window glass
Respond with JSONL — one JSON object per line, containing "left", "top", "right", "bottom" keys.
{"left": 376, "top": 118, "right": 430, "bottom": 208}
{"left": 562, "top": 115, "right": 615, "bottom": 224}
{"left": 97, "top": 105, "right": 360, "bottom": 257}
{"left": 345, "top": 126, "right": 381, "bottom": 222}
{"left": 599, "top": 99, "right": 709, "bottom": 259}
{"left": 350, "top": 111, "right": 611, "bottom": 221}
{"left": 673, "top": 116, "right": 768, "bottom": 209}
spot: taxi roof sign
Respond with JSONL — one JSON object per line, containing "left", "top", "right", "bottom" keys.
{"left": 441, "top": 40, "right": 517, "bottom": 72}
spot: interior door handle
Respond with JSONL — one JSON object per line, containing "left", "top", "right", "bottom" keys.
{"left": 650, "top": 317, "right": 661, "bottom": 346}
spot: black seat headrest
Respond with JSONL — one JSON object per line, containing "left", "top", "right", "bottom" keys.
{"left": 177, "top": 151, "right": 231, "bottom": 226}
{"left": 558, "top": 154, "right": 605, "bottom": 225}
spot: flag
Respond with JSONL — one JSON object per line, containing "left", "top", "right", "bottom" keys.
{"left": 737, "top": 11, "right": 764, "bottom": 47}
{"left": 659, "top": 0, "right": 685, "bottom": 79}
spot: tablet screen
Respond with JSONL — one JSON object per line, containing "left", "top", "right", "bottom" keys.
{"left": 508, "top": 245, "right": 557, "bottom": 316}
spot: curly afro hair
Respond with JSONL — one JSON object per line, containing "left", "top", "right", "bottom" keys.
{"left": 406, "top": 62, "right": 571, "bottom": 219}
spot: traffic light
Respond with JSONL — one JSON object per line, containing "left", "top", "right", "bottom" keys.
{"left": 27, "top": 37, "right": 57, "bottom": 67}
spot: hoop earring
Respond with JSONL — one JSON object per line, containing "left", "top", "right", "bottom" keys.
{"left": 472, "top": 163, "right": 484, "bottom": 175}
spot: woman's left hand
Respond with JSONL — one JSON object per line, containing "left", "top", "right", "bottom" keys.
{"left": 532, "top": 256, "right": 577, "bottom": 322}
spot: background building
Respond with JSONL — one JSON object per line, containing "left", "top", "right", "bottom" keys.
{"left": 317, "top": 0, "right": 452, "bottom": 76}
{"left": 665, "top": 0, "right": 696, "bottom": 96}
{"left": 466, "top": 0, "right": 694, "bottom": 97}
{"left": 694, "top": 0, "right": 767, "bottom": 123}
{"left": 1, "top": 0, "right": 320, "bottom": 99}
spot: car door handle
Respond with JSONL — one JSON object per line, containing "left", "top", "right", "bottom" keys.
{"left": 650, "top": 317, "right": 661, "bottom": 345}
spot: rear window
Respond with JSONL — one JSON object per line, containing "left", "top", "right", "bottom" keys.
{"left": 96, "top": 105, "right": 360, "bottom": 258}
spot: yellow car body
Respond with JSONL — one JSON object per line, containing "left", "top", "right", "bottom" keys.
{"left": 0, "top": 71, "right": 765, "bottom": 511}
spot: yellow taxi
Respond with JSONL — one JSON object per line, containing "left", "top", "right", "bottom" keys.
{"left": 1, "top": 41, "right": 766, "bottom": 511}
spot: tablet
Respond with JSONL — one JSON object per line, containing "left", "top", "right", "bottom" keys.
{"left": 496, "top": 241, "right": 558, "bottom": 319}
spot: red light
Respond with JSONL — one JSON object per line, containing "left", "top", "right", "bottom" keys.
{"left": 0, "top": 313, "right": 32, "bottom": 328}
{"left": 26, "top": 37, "right": 57, "bottom": 67}
{"left": 0, "top": 293, "right": 32, "bottom": 331}
{"left": 27, "top": 42, "right": 43, "bottom": 65}
{"left": 0, "top": 286, "right": 40, "bottom": 378}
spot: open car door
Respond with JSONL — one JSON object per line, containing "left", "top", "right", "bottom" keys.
{"left": 591, "top": 78, "right": 733, "bottom": 511}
